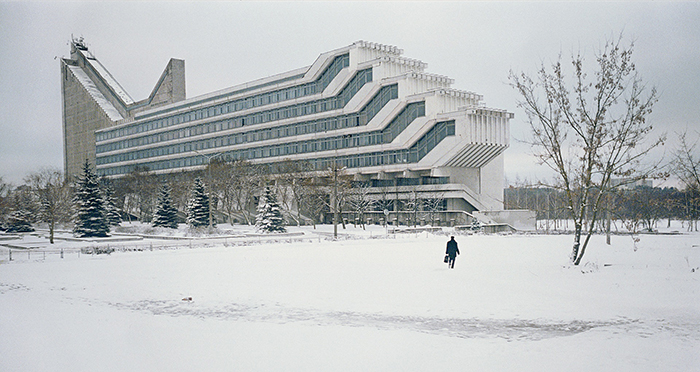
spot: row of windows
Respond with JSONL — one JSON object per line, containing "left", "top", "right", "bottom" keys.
{"left": 96, "top": 87, "right": 407, "bottom": 167}
{"left": 304, "top": 121, "right": 455, "bottom": 171}
{"left": 96, "top": 54, "right": 350, "bottom": 142}
{"left": 97, "top": 120, "right": 455, "bottom": 177}
{"left": 367, "top": 177, "right": 450, "bottom": 188}
{"left": 96, "top": 68, "right": 373, "bottom": 154}
{"left": 381, "top": 102, "right": 426, "bottom": 142}
{"left": 411, "top": 119, "right": 455, "bottom": 160}
{"left": 135, "top": 73, "right": 306, "bottom": 121}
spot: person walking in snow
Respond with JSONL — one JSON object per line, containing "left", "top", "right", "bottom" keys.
{"left": 445, "top": 236, "right": 460, "bottom": 269}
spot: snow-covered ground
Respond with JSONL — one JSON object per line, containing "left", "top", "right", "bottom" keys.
{"left": 1, "top": 223, "right": 698, "bottom": 371}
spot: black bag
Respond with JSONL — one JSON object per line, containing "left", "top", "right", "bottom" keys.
{"left": 444, "top": 254, "right": 449, "bottom": 263}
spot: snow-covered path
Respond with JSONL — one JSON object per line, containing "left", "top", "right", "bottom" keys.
{"left": 1, "top": 231, "right": 698, "bottom": 371}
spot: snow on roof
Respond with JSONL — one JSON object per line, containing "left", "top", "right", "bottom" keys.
{"left": 85, "top": 55, "right": 135, "bottom": 105}
{"left": 67, "top": 65, "right": 124, "bottom": 121}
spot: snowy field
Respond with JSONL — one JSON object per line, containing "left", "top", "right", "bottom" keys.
{"left": 1, "top": 224, "right": 699, "bottom": 371}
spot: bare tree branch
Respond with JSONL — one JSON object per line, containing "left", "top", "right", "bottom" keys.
{"left": 509, "top": 34, "right": 662, "bottom": 265}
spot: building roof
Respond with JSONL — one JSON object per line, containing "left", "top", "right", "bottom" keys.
{"left": 66, "top": 65, "right": 124, "bottom": 121}
{"left": 84, "top": 54, "right": 135, "bottom": 105}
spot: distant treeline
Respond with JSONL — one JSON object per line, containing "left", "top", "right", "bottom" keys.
{"left": 504, "top": 185, "right": 699, "bottom": 232}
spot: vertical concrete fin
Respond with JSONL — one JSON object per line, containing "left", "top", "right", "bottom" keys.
{"left": 147, "top": 58, "right": 186, "bottom": 107}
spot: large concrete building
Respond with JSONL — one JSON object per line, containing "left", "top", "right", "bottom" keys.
{"left": 61, "top": 38, "right": 513, "bottom": 222}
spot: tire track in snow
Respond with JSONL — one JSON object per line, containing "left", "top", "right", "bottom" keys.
{"left": 103, "top": 299, "right": 693, "bottom": 342}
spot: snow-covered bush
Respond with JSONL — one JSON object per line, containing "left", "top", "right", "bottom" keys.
{"left": 81, "top": 246, "right": 115, "bottom": 255}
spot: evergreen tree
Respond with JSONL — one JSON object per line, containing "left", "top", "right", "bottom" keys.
{"left": 152, "top": 183, "right": 178, "bottom": 229}
{"left": 73, "top": 160, "right": 109, "bottom": 237}
{"left": 102, "top": 182, "right": 122, "bottom": 227}
{"left": 255, "top": 186, "right": 287, "bottom": 233}
{"left": 5, "top": 210, "right": 35, "bottom": 233}
{"left": 187, "top": 178, "right": 211, "bottom": 228}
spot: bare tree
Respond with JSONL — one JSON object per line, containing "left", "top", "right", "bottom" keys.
{"left": 305, "top": 162, "right": 353, "bottom": 237}
{"left": 300, "top": 182, "right": 328, "bottom": 229}
{"left": 673, "top": 130, "right": 700, "bottom": 230}
{"left": 227, "top": 159, "right": 263, "bottom": 225}
{"left": 323, "top": 162, "right": 352, "bottom": 238}
{"left": 25, "top": 169, "right": 72, "bottom": 244}
{"left": 291, "top": 175, "right": 318, "bottom": 226}
{"left": 374, "top": 183, "right": 395, "bottom": 225}
{"left": 403, "top": 188, "right": 421, "bottom": 227}
{"left": 423, "top": 191, "right": 446, "bottom": 226}
{"left": 0, "top": 176, "right": 12, "bottom": 226}
{"left": 673, "top": 130, "right": 700, "bottom": 189}
{"left": 682, "top": 188, "right": 700, "bottom": 232}
{"left": 272, "top": 160, "right": 298, "bottom": 226}
{"left": 167, "top": 170, "right": 194, "bottom": 220}
{"left": 123, "top": 166, "right": 157, "bottom": 223}
{"left": 206, "top": 158, "right": 231, "bottom": 223}
{"left": 273, "top": 159, "right": 314, "bottom": 226}
{"left": 509, "top": 34, "right": 664, "bottom": 265}
{"left": 346, "top": 181, "right": 375, "bottom": 229}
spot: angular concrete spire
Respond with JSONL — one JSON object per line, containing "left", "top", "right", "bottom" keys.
{"left": 147, "top": 58, "right": 186, "bottom": 108}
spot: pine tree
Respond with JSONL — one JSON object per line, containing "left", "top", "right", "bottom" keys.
{"left": 73, "top": 160, "right": 109, "bottom": 237}
{"left": 152, "top": 183, "right": 178, "bottom": 229}
{"left": 102, "top": 183, "right": 122, "bottom": 227}
{"left": 5, "top": 210, "right": 35, "bottom": 233}
{"left": 187, "top": 178, "right": 211, "bottom": 228}
{"left": 255, "top": 186, "right": 287, "bottom": 233}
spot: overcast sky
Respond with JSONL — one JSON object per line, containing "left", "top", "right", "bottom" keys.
{"left": 1, "top": 1, "right": 698, "bottom": 186}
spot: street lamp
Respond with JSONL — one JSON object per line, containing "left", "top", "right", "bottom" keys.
{"left": 192, "top": 150, "right": 223, "bottom": 230}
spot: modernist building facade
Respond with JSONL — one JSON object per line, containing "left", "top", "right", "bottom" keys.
{"left": 61, "top": 38, "right": 512, "bottom": 218}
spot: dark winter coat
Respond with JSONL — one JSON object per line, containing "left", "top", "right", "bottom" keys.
{"left": 446, "top": 238, "right": 460, "bottom": 258}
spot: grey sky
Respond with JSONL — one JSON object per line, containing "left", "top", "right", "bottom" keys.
{"left": 1, "top": 1, "right": 698, "bottom": 186}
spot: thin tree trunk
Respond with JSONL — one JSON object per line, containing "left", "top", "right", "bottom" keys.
{"left": 575, "top": 230, "right": 594, "bottom": 266}
{"left": 606, "top": 208, "right": 611, "bottom": 245}
{"left": 571, "top": 224, "right": 582, "bottom": 264}
{"left": 49, "top": 219, "right": 55, "bottom": 244}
